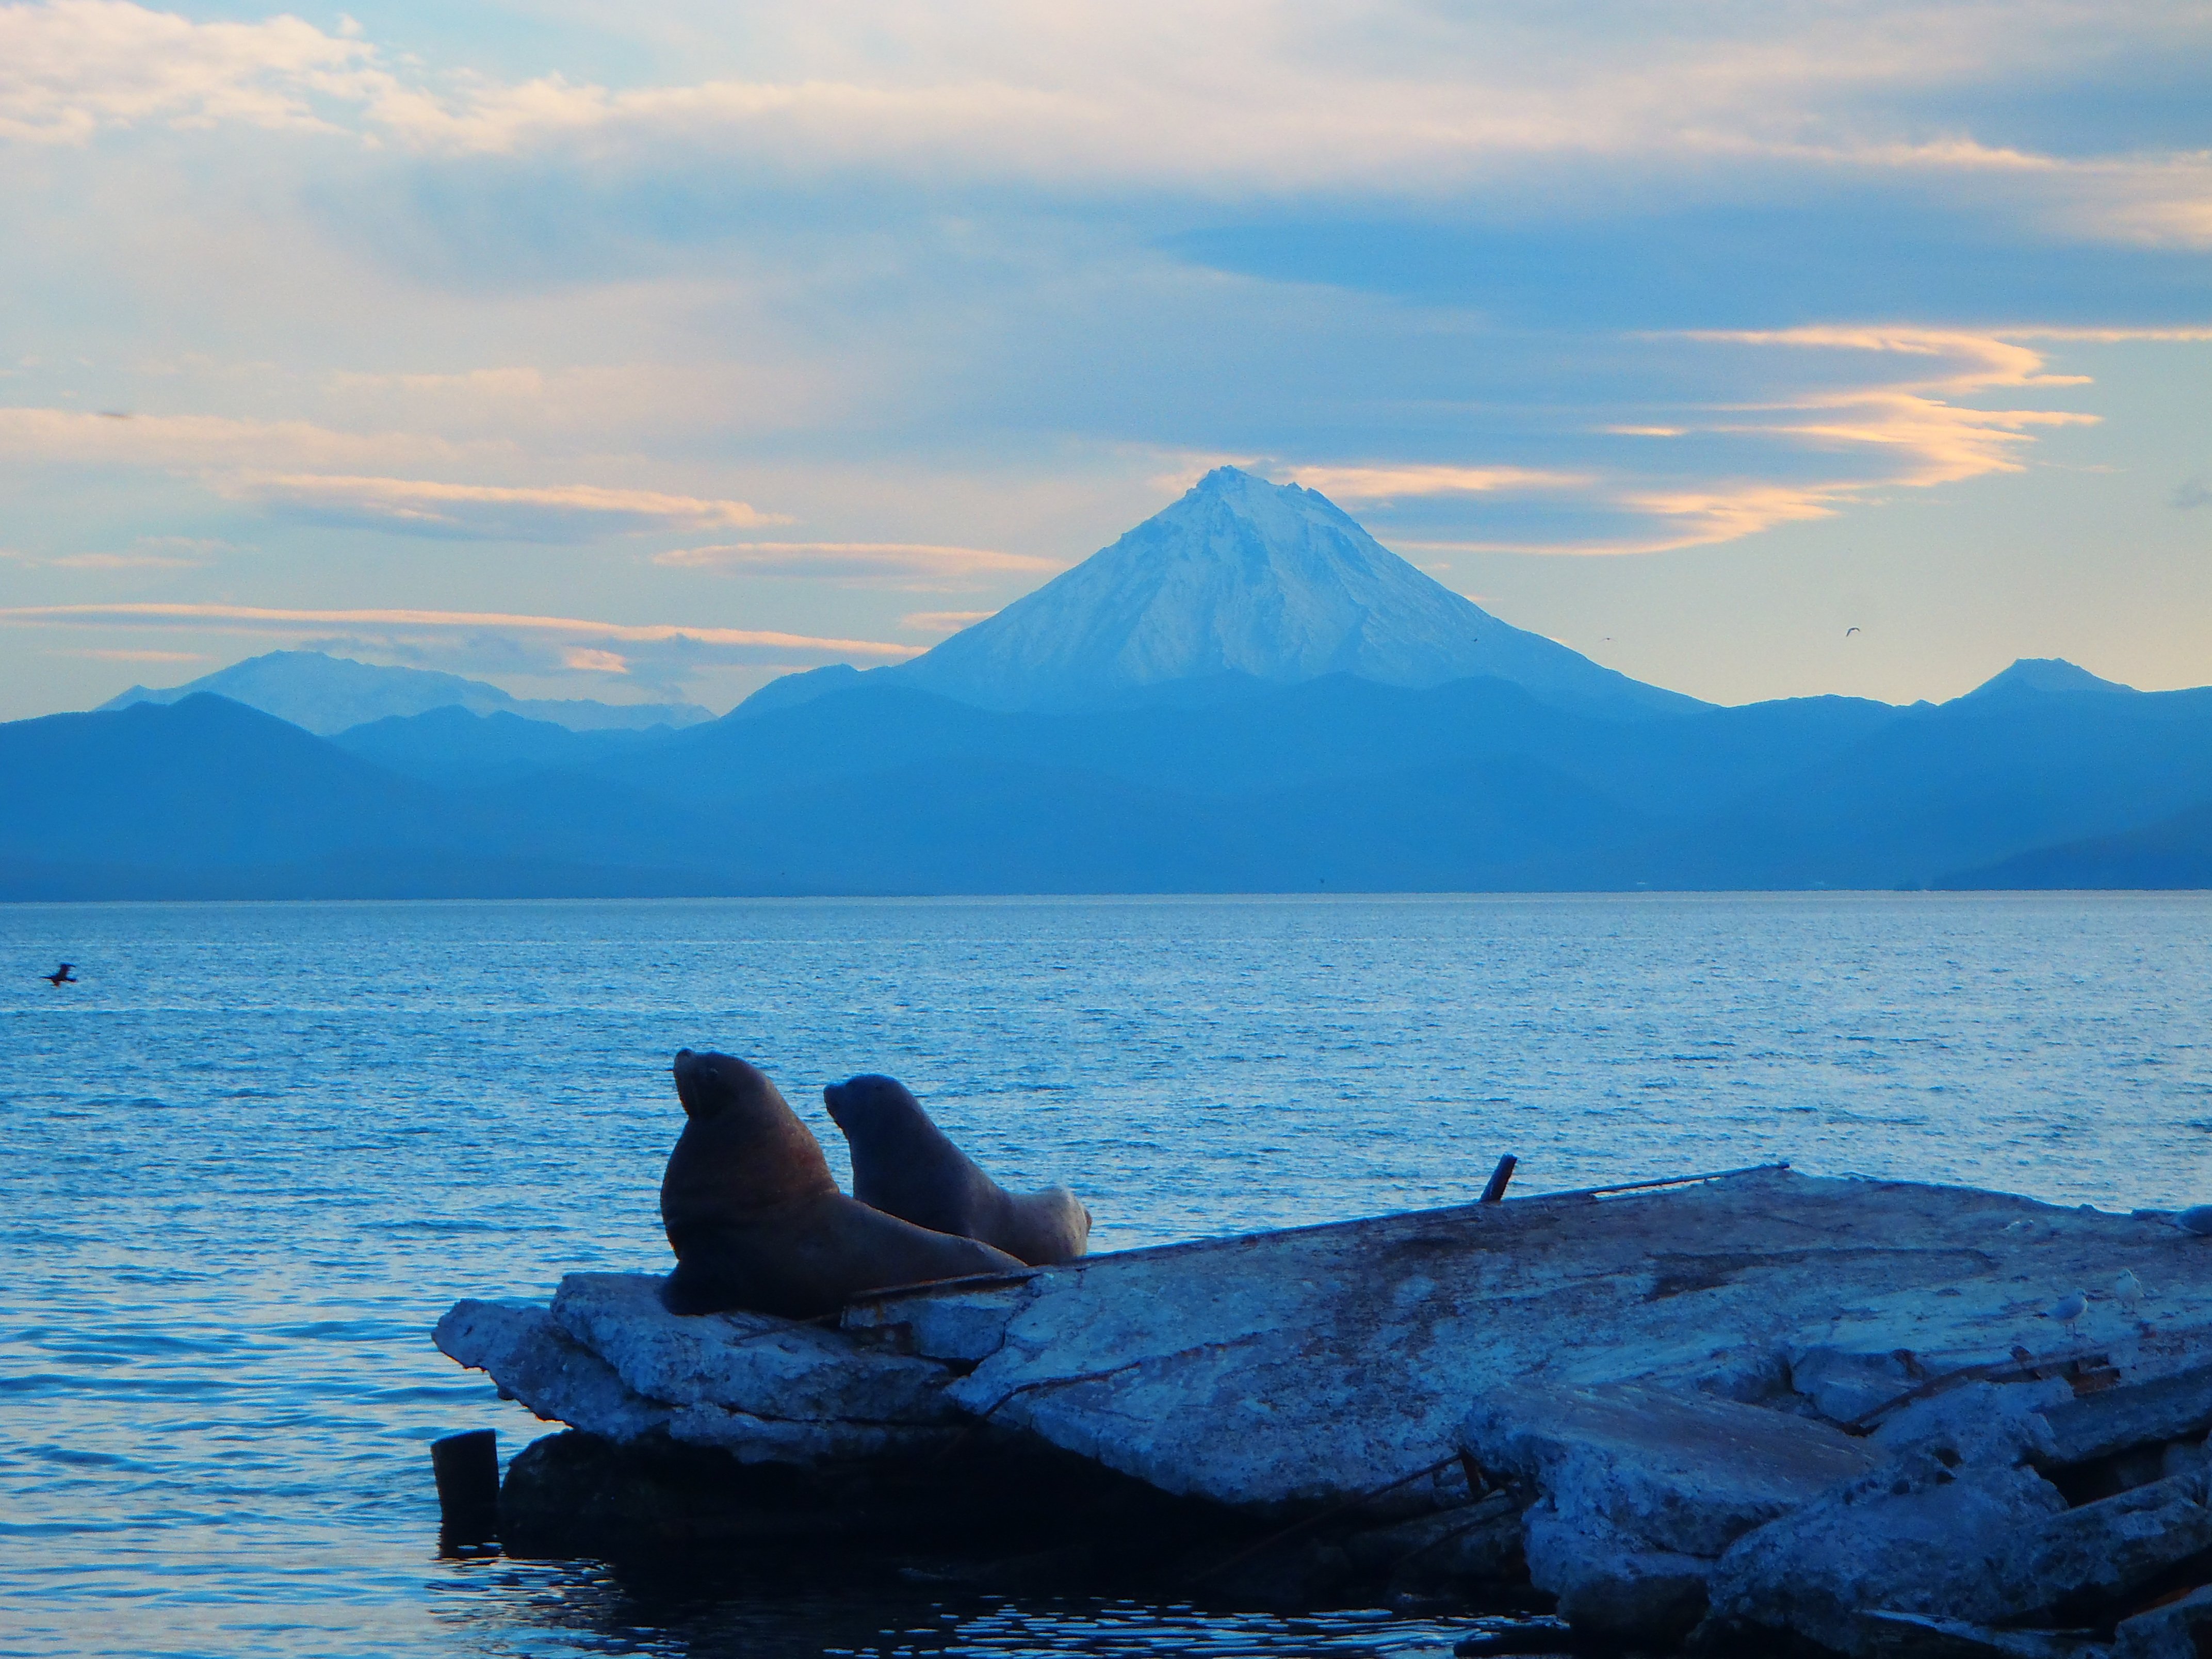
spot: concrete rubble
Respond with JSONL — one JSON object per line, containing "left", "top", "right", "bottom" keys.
{"left": 434, "top": 1168, "right": 2212, "bottom": 1653}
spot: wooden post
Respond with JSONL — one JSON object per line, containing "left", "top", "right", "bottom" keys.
{"left": 431, "top": 1428, "right": 499, "bottom": 1550}
{"left": 1479, "top": 1154, "right": 1517, "bottom": 1203}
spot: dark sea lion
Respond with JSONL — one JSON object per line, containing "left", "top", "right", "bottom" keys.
{"left": 659, "top": 1049, "right": 1021, "bottom": 1318}
{"left": 823, "top": 1074, "right": 1092, "bottom": 1266}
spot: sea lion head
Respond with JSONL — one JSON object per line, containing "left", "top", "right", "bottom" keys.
{"left": 663, "top": 1049, "right": 836, "bottom": 1229}
{"left": 673, "top": 1046, "right": 770, "bottom": 1120}
{"left": 822, "top": 1073, "right": 928, "bottom": 1136}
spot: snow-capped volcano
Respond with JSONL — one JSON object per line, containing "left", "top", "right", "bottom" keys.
{"left": 894, "top": 466, "right": 1701, "bottom": 715}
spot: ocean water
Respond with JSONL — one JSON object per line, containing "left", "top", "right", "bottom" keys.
{"left": 5, "top": 892, "right": 2211, "bottom": 1658}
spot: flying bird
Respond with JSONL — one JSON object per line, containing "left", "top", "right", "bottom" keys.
{"left": 44, "top": 963, "right": 77, "bottom": 986}
{"left": 1845, "top": 626, "right": 1861, "bottom": 637}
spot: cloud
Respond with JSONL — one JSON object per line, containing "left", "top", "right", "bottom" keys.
{"left": 0, "top": 408, "right": 785, "bottom": 542}
{"left": 654, "top": 540, "right": 1058, "bottom": 584}
{"left": 0, "top": 601, "right": 919, "bottom": 661}
{"left": 0, "top": 532, "right": 221, "bottom": 570}
{"left": 46, "top": 549, "right": 201, "bottom": 569}
{"left": 561, "top": 646, "right": 629, "bottom": 673}
{"left": 1614, "top": 482, "right": 1855, "bottom": 552}
{"left": 1322, "top": 325, "right": 2138, "bottom": 555}
{"left": 2176, "top": 477, "right": 2212, "bottom": 510}
{"left": 2002, "top": 327, "right": 2212, "bottom": 344}
{"left": 0, "top": 405, "right": 492, "bottom": 470}
{"left": 7, "top": 2, "right": 2209, "bottom": 248}
{"left": 62, "top": 646, "right": 205, "bottom": 662}
{"left": 899, "top": 609, "right": 993, "bottom": 635}
{"left": 1680, "top": 326, "right": 2101, "bottom": 487}
{"left": 0, "top": 0, "right": 381, "bottom": 144}
{"left": 1282, "top": 464, "right": 1593, "bottom": 499}
{"left": 223, "top": 473, "right": 787, "bottom": 540}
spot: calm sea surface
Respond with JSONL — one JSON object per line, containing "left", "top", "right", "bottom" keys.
{"left": 5, "top": 893, "right": 2212, "bottom": 1657}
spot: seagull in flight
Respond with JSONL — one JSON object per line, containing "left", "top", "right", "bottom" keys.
{"left": 44, "top": 963, "right": 77, "bottom": 986}
{"left": 1845, "top": 626, "right": 1861, "bottom": 637}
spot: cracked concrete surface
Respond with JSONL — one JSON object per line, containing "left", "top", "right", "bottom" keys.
{"left": 438, "top": 1170, "right": 2212, "bottom": 1510}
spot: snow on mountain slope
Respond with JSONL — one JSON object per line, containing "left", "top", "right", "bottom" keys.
{"left": 894, "top": 467, "right": 1702, "bottom": 717}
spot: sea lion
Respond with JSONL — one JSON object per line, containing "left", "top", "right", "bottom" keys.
{"left": 659, "top": 1048, "right": 1021, "bottom": 1318}
{"left": 823, "top": 1074, "right": 1092, "bottom": 1266}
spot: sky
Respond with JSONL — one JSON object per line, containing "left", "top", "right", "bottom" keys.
{"left": 1, "top": 0, "right": 2208, "bottom": 720}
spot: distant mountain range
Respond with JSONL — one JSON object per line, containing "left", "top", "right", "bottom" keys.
{"left": 8, "top": 661, "right": 2212, "bottom": 898}
{"left": 11, "top": 469, "right": 2211, "bottom": 897}
{"left": 102, "top": 650, "right": 711, "bottom": 735}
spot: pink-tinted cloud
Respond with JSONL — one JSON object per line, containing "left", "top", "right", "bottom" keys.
{"left": 1283, "top": 463, "right": 1593, "bottom": 499}
{"left": 0, "top": 405, "right": 490, "bottom": 469}
{"left": 655, "top": 540, "right": 1057, "bottom": 585}
{"left": 226, "top": 474, "right": 788, "bottom": 540}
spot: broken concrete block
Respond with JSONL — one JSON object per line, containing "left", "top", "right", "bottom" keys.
{"left": 550, "top": 1273, "right": 962, "bottom": 1426}
{"left": 1696, "top": 1447, "right": 2212, "bottom": 1654}
{"left": 2000, "top": 1472, "right": 2212, "bottom": 1624}
{"left": 1794, "top": 1346, "right": 1930, "bottom": 1424}
{"left": 1696, "top": 1455, "right": 2070, "bottom": 1656}
{"left": 437, "top": 1170, "right": 2212, "bottom": 1621}
{"left": 2161, "top": 1438, "right": 2210, "bottom": 1481}
{"left": 2044, "top": 1362, "right": 2212, "bottom": 1468}
{"left": 2114, "top": 1583, "right": 2212, "bottom": 1659}
{"left": 435, "top": 1281, "right": 965, "bottom": 1465}
{"left": 434, "top": 1298, "right": 677, "bottom": 1441}
{"left": 1523, "top": 1512, "right": 1714, "bottom": 1643}
{"left": 1462, "top": 1381, "right": 1880, "bottom": 1559}
{"left": 1460, "top": 1381, "right": 1880, "bottom": 1642}
{"left": 842, "top": 1275, "right": 1037, "bottom": 1363}
{"left": 1874, "top": 1380, "right": 2066, "bottom": 1468}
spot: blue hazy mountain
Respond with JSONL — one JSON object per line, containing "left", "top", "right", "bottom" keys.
{"left": 883, "top": 467, "right": 1704, "bottom": 717}
{"left": 10, "top": 658, "right": 2212, "bottom": 896}
{"left": 1, "top": 695, "right": 448, "bottom": 869}
{"left": 101, "top": 650, "right": 711, "bottom": 735}
{"left": 1957, "top": 657, "right": 2138, "bottom": 703}
{"left": 1941, "top": 799, "right": 2212, "bottom": 889}
{"left": 0, "top": 695, "right": 719, "bottom": 899}
{"left": 329, "top": 706, "right": 679, "bottom": 787}
{"left": 1614, "top": 676, "right": 2212, "bottom": 889}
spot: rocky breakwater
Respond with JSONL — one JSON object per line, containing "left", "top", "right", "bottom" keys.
{"left": 435, "top": 1168, "right": 2212, "bottom": 1651}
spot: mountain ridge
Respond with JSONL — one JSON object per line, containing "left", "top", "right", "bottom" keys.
{"left": 889, "top": 466, "right": 1703, "bottom": 718}
{"left": 12, "top": 668, "right": 2212, "bottom": 896}
{"left": 101, "top": 650, "right": 713, "bottom": 736}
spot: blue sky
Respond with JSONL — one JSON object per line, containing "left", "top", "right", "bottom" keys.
{"left": 1, "top": 0, "right": 2208, "bottom": 718}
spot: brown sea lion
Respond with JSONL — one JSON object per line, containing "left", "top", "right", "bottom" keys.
{"left": 823, "top": 1074, "right": 1092, "bottom": 1266}
{"left": 659, "top": 1049, "right": 1022, "bottom": 1318}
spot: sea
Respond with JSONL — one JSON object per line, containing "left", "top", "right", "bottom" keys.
{"left": 6, "top": 892, "right": 2211, "bottom": 1658}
